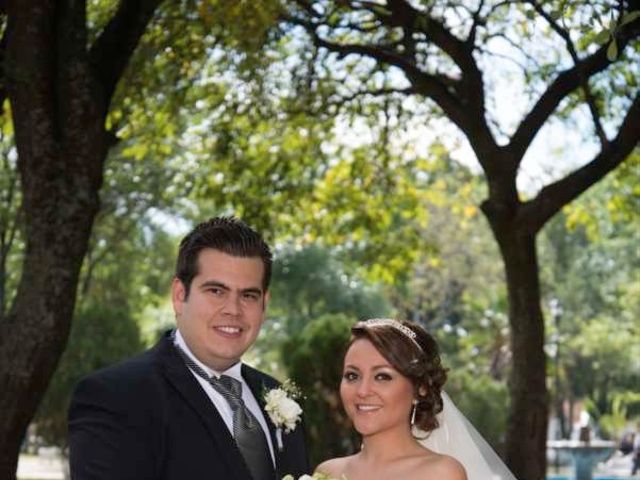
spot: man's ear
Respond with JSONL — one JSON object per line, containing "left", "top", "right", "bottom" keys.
{"left": 171, "top": 278, "right": 186, "bottom": 316}
{"left": 262, "top": 290, "right": 271, "bottom": 312}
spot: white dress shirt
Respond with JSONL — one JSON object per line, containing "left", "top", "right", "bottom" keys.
{"left": 174, "top": 330, "right": 276, "bottom": 464}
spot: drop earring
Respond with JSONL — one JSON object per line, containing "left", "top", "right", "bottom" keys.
{"left": 410, "top": 399, "right": 418, "bottom": 426}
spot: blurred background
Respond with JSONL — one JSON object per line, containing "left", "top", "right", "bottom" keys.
{"left": 1, "top": 1, "right": 639, "bottom": 479}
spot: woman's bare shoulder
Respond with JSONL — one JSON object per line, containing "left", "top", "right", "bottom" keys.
{"left": 315, "top": 455, "right": 354, "bottom": 477}
{"left": 423, "top": 453, "right": 468, "bottom": 480}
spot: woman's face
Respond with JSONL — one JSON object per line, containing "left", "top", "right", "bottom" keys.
{"left": 340, "top": 338, "right": 415, "bottom": 437}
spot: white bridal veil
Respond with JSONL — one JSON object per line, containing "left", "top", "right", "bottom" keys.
{"left": 417, "top": 392, "right": 518, "bottom": 480}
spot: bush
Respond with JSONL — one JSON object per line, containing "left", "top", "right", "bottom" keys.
{"left": 33, "top": 303, "right": 144, "bottom": 449}
{"left": 283, "top": 314, "right": 357, "bottom": 466}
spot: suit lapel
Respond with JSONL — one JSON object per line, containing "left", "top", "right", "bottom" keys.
{"left": 156, "top": 333, "right": 253, "bottom": 480}
{"left": 242, "top": 364, "right": 284, "bottom": 473}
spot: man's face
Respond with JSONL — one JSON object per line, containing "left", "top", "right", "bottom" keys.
{"left": 172, "top": 248, "right": 269, "bottom": 371}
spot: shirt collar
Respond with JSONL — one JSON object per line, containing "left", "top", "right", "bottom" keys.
{"left": 174, "top": 328, "right": 243, "bottom": 381}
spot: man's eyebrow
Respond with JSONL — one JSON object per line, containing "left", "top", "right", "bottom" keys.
{"left": 241, "top": 287, "right": 264, "bottom": 295}
{"left": 199, "top": 280, "right": 229, "bottom": 290}
{"left": 199, "top": 281, "right": 263, "bottom": 295}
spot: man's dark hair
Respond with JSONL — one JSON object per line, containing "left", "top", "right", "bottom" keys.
{"left": 175, "top": 216, "right": 272, "bottom": 297}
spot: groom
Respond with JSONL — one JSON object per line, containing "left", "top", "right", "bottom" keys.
{"left": 68, "top": 216, "right": 310, "bottom": 479}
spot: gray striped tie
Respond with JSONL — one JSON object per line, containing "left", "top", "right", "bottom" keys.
{"left": 174, "top": 344, "right": 275, "bottom": 480}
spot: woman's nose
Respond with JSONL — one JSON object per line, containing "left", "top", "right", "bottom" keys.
{"left": 356, "top": 377, "right": 373, "bottom": 397}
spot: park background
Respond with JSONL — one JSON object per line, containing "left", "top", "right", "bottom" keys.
{"left": 0, "top": 1, "right": 639, "bottom": 480}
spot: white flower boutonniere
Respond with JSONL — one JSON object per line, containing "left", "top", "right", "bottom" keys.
{"left": 264, "top": 379, "right": 303, "bottom": 450}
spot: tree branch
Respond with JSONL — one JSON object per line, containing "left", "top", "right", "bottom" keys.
{"left": 519, "top": 94, "right": 640, "bottom": 234}
{"left": 384, "top": 0, "right": 485, "bottom": 102}
{"left": 88, "top": 0, "right": 163, "bottom": 114}
{"left": 510, "top": 7, "right": 640, "bottom": 162}
{"left": 311, "top": 33, "right": 464, "bottom": 108}
{"left": 467, "top": 0, "right": 486, "bottom": 47}
{"left": 509, "top": 46, "right": 612, "bottom": 162}
{"left": 528, "top": 0, "right": 609, "bottom": 148}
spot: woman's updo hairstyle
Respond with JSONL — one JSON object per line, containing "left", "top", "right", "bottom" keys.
{"left": 349, "top": 318, "right": 447, "bottom": 433}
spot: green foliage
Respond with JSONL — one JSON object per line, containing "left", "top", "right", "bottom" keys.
{"left": 565, "top": 150, "right": 640, "bottom": 237}
{"left": 541, "top": 167, "right": 640, "bottom": 433}
{"left": 0, "top": 100, "right": 21, "bottom": 318}
{"left": 249, "top": 245, "right": 391, "bottom": 379}
{"left": 566, "top": 314, "right": 640, "bottom": 411}
{"left": 446, "top": 370, "right": 510, "bottom": 454}
{"left": 270, "top": 245, "right": 391, "bottom": 331}
{"left": 282, "top": 314, "right": 357, "bottom": 466}
{"left": 597, "top": 392, "right": 640, "bottom": 439}
{"left": 34, "top": 304, "right": 144, "bottom": 448}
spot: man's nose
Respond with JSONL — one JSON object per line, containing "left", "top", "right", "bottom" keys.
{"left": 221, "top": 293, "right": 241, "bottom": 315}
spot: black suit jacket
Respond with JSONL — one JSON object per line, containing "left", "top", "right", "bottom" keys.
{"left": 68, "top": 332, "right": 310, "bottom": 480}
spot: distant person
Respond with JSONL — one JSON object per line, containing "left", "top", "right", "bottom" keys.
{"left": 633, "top": 422, "right": 640, "bottom": 476}
{"left": 68, "top": 216, "right": 310, "bottom": 480}
{"left": 315, "top": 318, "right": 516, "bottom": 480}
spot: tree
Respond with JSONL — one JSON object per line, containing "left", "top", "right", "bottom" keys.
{"left": 0, "top": 1, "right": 280, "bottom": 476}
{"left": 540, "top": 160, "right": 640, "bottom": 438}
{"left": 279, "top": 1, "right": 640, "bottom": 477}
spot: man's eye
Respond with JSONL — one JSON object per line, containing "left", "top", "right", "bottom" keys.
{"left": 243, "top": 292, "right": 260, "bottom": 301}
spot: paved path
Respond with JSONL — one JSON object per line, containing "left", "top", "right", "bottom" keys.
{"left": 17, "top": 453, "right": 66, "bottom": 480}
{"left": 16, "top": 450, "right": 636, "bottom": 479}
{"left": 595, "top": 451, "right": 635, "bottom": 477}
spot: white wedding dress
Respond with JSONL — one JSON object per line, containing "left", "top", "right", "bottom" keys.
{"left": 417, "top": 393, "right": 518, "bottom": 480}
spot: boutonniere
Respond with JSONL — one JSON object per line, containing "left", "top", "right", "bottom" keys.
{"left": 264, "top": 379, "right": 303, "bottom": 450}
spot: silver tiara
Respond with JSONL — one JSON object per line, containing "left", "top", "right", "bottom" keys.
{"left": 357, "top": 318, "right": 423, "bottom": 352}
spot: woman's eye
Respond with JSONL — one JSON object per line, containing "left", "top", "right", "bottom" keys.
{"left": 343, "top": 371, "right": 358, "bottom": 382}
{"left": 375, "top": 372, "right": 393, "bottom": 381}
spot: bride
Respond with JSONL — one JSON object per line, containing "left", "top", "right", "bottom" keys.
{"left": 315, "top": 318, "right": 517, "bottom": 480}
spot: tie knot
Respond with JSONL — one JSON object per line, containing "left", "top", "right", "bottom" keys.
{"left": 218, "top": 375, "right": 242, "bottom": 400}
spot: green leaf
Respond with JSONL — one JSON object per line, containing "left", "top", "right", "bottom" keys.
{"left": 619, "top": 11, "right": 640, "bottom": 27}
{"left": 550, "top": 10, "right": 563, "bottom": 21}
{"left": 606, "top": 39, "right": 618, "bottom": 61}
{"left": 371, "top": 5, "right": 391, "bottom": 17}
{"left": 592, "top": 29, "right": 611, "bottom": 45}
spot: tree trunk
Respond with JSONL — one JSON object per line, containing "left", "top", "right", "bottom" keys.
{"left": 489, "top": 220, "right": 549, "bottom": 480}
{"left": 0, "top": 1, "right": 105, "bottom": 477}
{"left": 0, "top": 0, "right": 163, "bottom": 475}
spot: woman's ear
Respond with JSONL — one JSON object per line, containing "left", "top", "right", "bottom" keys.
{"left": 418, "top": 386, "right": 428, "bottom": 397}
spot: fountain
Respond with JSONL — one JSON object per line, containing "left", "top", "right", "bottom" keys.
{"left": 547, "top": 425, "right": 616, "bottom": 480}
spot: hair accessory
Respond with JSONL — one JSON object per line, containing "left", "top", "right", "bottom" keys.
{"left": 357, "top": 318, "right": 424, "bottom": 352}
